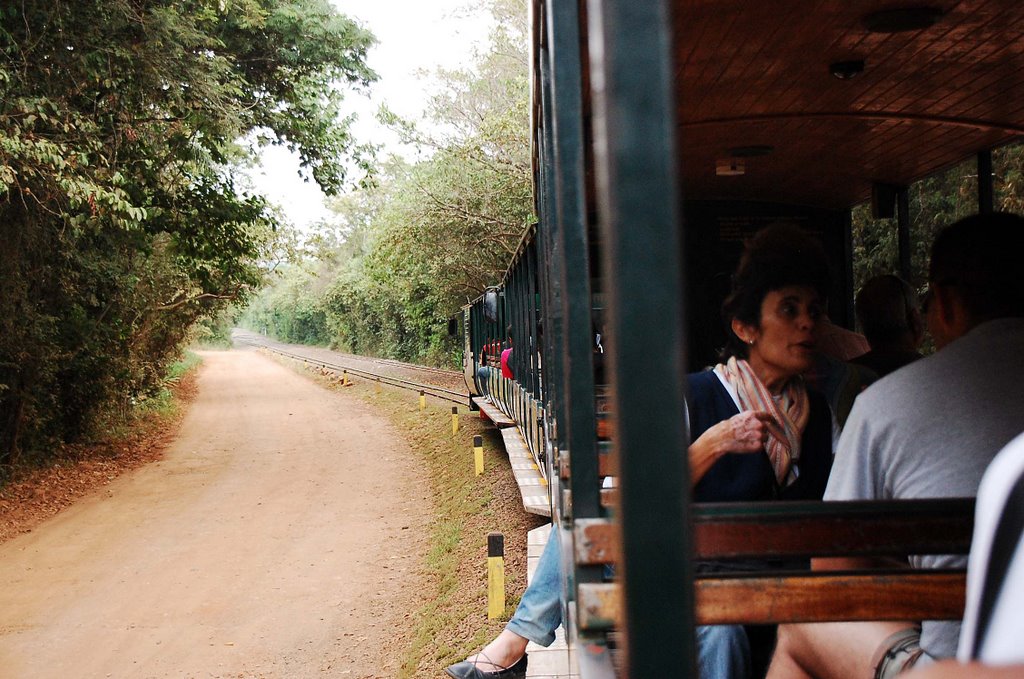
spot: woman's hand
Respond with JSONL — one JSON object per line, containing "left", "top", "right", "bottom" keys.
{"left": 717, "top": 410, "right": 779, "bottom": 452}
{"left": 689, "top": 411, "right": 780, "bottom": 486}
{"left": 701, "top": 410, "right": 780, "bottom": 455}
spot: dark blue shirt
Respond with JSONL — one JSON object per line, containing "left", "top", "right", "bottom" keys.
{"left": 687, "top": 370, "right": 833, "bottom": 503}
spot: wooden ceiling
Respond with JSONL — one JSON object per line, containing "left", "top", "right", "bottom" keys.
{"left": 673, "top": 0, "right": 1024, "bottom": 209}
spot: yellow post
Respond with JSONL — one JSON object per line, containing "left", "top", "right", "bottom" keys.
{"left": 474, "top": 435, "right": 484, "bottom": 476}
{"left": 376, "top": 378, "right": 381, "bottom": 394}
{"left": 487, "top": 532, "right": 505, "bottom": 619}
{"left": 342, "top": 370, "right": 351, "bottom": 387}
{"left": 419, "top": 390, "right": 426, "bottom": 411}
{"left": 451, "top": 406, "right": 459, "bottom": 435}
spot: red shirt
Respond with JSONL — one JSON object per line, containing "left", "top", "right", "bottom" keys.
{"left": 500, "top": 347, "right": 514, "bottom": 379}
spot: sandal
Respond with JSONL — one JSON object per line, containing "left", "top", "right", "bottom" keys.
{"left": 444, "top": 652, "right": 528, "bottom": 679}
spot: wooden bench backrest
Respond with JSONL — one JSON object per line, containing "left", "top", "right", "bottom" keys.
{"left": 575, "top": 498, "right": 974, "bottom": 630}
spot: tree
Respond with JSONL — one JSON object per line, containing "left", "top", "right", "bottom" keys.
{"left": 359, "top": 0, "right": 532, "bottom": 361}
{"left": 243, "top": 0, "right": 533, "bottom": 367}
{"left": 0, "top": 0, "right": 376, "bottom": 467}
{"left": 851, "top": 146, "right": 1024, "bottom": 294}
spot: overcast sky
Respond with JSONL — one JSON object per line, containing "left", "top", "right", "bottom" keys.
{"left": 246, "top": 0, "right": 493, "bottom": 230}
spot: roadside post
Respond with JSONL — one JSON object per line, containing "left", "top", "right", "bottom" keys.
{"left": 487, "top": 532, "right": 505, "bottom": 619}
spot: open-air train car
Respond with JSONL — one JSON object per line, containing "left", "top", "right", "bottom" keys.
{"left": 463, "top": 1, "right": 1024, "bottom": 676}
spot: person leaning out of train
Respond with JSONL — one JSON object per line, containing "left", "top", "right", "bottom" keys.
{"left": 500, "top": 326, "right": 514, "bottom": 380}
{"left": 444, "top": 223, "right": 836, "bottom": 679}
{"left": 477, "top": 339, "right": 500, "bottom": 397}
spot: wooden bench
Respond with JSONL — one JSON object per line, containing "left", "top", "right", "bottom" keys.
{"left": 573, "top": 498, "right": 974, "bottom": 631}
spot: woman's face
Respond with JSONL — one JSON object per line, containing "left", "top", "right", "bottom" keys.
{"left": 734, "top": 285, "right": 823, "bottom": 388}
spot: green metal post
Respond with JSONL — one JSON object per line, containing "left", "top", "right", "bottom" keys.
{"left": 978, "top": 149, "right": 994, "bottom": 214}
{"left": 586, "top": 0, "right": 695, "bottom": 676}
{"left": 897, "top": 187, "right": 912, "bottom": 284}
{"left": 548, "top": 0, "right": 602, "bottom": 577}
{"left": 539, "top": 39, "right": 567, "bottom": 451}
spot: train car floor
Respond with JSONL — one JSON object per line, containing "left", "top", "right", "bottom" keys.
{"left": 500, "top": 426, "right": 551, "bottom": 517}
{"left": 526, "top": 524, "right": 578, "bottom": 679}
{"left": 473, "top": 396, "right": 517, "bottom": 428}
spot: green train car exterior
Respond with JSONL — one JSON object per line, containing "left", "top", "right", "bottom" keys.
{"left": 463, "top": 1, "right": 1024, "bottom": 676}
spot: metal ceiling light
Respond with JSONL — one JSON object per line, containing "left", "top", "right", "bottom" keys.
{"left": 862, "top": 7, "right": 943, "bottom": 33}
{"left": 830, "top": 59, "right": 865, "bottom": 80}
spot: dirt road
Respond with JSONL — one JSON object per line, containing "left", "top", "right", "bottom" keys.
{"left": 0, "top": 349, "right": 431, "bottom": 679}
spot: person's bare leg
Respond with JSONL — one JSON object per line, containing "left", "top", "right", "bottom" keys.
{"left": 464, "top": 629, "right": 530, "bottom": 670}
{"left": 767, "top": 621, "right": 911, "bottom": 679}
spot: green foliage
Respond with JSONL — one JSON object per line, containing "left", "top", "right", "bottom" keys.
{"left": 244, "top": 0, "right": 532, "bottom": 367}
{"left": 852, "top": 145, "right": 1024, "bottom": 297}
{"left": 0, "top": 0, "right": 375, "bottom": 465}
{"left": 165, "top": 351, "right": 203, "bottom": 382}
{"left": 91, "top": 349, "right": 203, "bottom": 443}
{"left": 246, "top": 263, "right": 334, "bottom": 346}
{"left": 191, "top": 309, "right": 238, "bottom": 348}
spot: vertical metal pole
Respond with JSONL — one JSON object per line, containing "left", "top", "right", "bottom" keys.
{"left": 516, "top": 262, "right": 526, "bottom": 420}
{"left": 516, "top": 264, "right": 523, "bottom": 383}
{"left": 526, "top": 237, "right": 539, "bottom": 397}
{"left": 528, "top": 238, "right": 544, "bottom": 456}
{"left": 842, "top": 210, "right": 856, "bottom": 327}
{"left": 539, "top": 35, "right": 567, "bottom": 451}
{"left": 548, "top": 3, "right": 607, "bottom": 669}
{"left": 549, "top": 0, "right": 600, "bottom": 523}
{"left": 978, "top": 149, "right": 994, "bottom": 214}
{"left": 897, "top": 187, "right": 912, "bottom": 283}
{"left": 528, "top": 240, "right": 541, "bottom": 401}
{"left": 587, "top": 0, "right": 694, "bottom": 677}
{"left": 498, "top": 291, "right": 507, "bottom": 406}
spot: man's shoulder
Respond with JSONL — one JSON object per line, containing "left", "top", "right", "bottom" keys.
{"left": 831, "top": 320, "right": 1024, "bottom": 501}
{"left": 862, "top": 318, "right": 1024, "bottom": 399}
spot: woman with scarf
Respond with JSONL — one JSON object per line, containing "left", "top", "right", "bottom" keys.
{"left": 687, "top": 224, "right": 835, "bottom": 679}
{"left": 445, "top": 224, "right": 834, "bottom": 679}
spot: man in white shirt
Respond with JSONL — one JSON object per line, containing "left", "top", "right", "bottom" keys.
{"left": 766, "top": 213, "right": 1024, "bottom": 679}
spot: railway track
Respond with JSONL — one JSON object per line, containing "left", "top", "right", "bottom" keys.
{"left": 232, "top": 331, "right": 471, "bottom": 407}
{"left": 335, "top": 352, "right": 461, "bottom": 379}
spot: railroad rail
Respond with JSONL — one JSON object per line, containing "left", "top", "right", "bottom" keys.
{"left": 335, "top": 352, "right": 461, "bottom": 379}
{"left": 233, "top": 333, "right": 471, "bottom": 407}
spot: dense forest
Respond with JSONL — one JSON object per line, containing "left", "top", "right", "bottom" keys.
{"left": 240, "top": 0, "right": 532, "bottom": 366}
{"left": 0, "top": 0, "right": 376, "bottom": 471}
{"left": 4, "top": 0, "right": 1023, "bottom": 475}
{"left": 852, "top": 146, "right": 1024, "bottom": 294}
